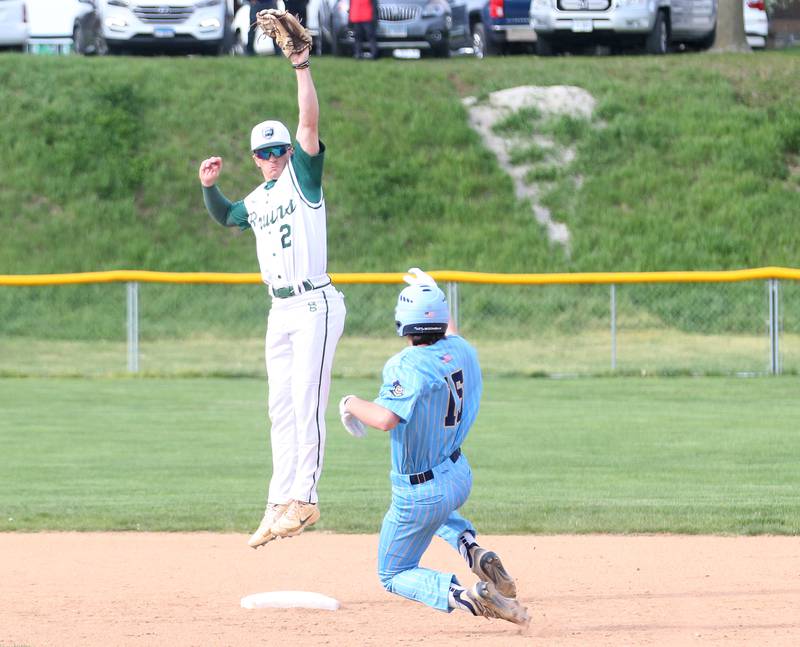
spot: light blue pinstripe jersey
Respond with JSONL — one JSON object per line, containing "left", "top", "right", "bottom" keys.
{"left": 374, "top": 335, "right": 482, "bottom": 475}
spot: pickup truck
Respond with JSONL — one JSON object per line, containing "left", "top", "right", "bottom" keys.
{"left": 530, "top": 0, "right": 717, "bottom": 55}
{"left": 469, "top": 0, "right": 537, "bottom": 57}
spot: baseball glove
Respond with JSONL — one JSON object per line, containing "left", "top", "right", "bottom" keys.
{"left": 256, "top": 9, "right": 312, "bottom": 59}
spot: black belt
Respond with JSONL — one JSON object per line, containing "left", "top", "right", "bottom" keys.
{"left": 271, "top": 279, "right": 331, "bottom": 299}
{"left": 409, "top": 448, "right": 461, "bottom": 485}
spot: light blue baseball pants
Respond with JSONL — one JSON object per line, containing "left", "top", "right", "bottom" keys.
{"left": 377, "top": 453, "right": 476, "bottom": 611}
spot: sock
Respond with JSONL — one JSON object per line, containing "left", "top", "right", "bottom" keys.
{"left": 448, "top": 584, "right": 478, "bottom": 615}
{"left": 458, "top": 531, "right": 479, "bottom": 568}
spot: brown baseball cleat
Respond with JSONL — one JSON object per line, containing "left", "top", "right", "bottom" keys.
{"left": 247, "top": 502, "right": 289, "bottom": 549}
{"left": 271, "top": 500, "right": 320, "bottom": 538}
{"left": 466, "top": 581, "right": 530, "bottom": 627}
{"left": 471, "top": 548, "right": 517, "bottom": 598}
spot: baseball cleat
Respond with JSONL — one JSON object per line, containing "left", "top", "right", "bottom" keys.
{"left": 471, "top": 548, "right": 517, "bottom": 598}
{"left": 271, "top": 500, "right": 320, "bottom": 538}
{"left": 247, "top": 502, "right": 289, "bottom": 549}
{"left": 466, "top": 581, "right": 530, "bottom": 627}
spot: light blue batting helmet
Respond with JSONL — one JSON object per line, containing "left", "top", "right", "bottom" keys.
{"left": 394, "top": 268, "right": 450, "bottom": 336}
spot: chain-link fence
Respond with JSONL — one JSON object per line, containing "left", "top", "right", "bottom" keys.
{"left": 1, "top": 271, "right": 798, "bottom": 377}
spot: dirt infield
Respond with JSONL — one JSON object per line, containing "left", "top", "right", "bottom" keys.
{"left": 1, "top": 533, "right": 799, "bottom": 646}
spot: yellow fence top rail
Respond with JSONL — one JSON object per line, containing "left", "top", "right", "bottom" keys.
{"left": 1, "top": 267, "right": 800, "bottom": 287}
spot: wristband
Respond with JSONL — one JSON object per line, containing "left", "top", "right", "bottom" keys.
{"left": 292, "top": 59, "right": 310, "bottom": 70}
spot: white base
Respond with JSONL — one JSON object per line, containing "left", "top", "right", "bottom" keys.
{"left": 240, "top": 591, "right": 340, "bottom": 611}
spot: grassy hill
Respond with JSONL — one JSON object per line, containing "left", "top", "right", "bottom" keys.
{"left": 1, "top": 51, "right": 799, "bottom": 355}
{"left": 1, "top": 50, "right": 799, "bottom": 276}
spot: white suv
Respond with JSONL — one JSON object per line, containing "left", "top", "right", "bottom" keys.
{"left": 530, "top": 0, "right": 717, "bottom": 55}
{"left": 97, "top": 0, "right": 229, "bottom": 54}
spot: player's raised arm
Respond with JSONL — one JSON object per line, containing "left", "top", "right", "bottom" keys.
{"left": 292, "top": 54, "right": 319, "bottom": 155}
{"left": 255, "top": 9, "right": 319, "bottom": 155}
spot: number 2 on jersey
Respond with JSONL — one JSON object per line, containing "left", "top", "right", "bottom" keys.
{"left": 279, "top": 224, "right": 291, "bottom": 248}
{"left": 444, "top": 369, "right": 464, "bottom": 427}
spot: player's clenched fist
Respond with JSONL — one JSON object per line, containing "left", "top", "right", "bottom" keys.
{"left": 199, "top": 157, "right": 223, "bottom": 187}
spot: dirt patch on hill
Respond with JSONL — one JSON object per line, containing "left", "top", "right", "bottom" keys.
{"left": 2, "top": 533, "right": 799, "bottom": 646}
{"left": 464, "top": 85, "right": 597, "bottom": 253}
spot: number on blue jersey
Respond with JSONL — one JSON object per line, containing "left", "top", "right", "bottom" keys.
{"left": 444, "top": 369, "right": 464, "bottom": 427}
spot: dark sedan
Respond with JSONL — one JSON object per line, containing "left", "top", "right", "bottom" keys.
{"left": 317, "top": 0, "right": 469, "bottom": 57}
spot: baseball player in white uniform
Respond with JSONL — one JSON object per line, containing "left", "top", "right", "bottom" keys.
{"left": 198, "top": 46, "right": 346, "bottom": 547}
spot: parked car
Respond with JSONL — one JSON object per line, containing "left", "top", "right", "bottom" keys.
{"left": 317, "top": 0, "right": 470, "bottom": 57}
{"left": 743, "top": 0, "right": 768, "bottom": 48}
{"left": 530, "top": 0, "right": 718, "bottom": 55}
{"left": 469, "top": 0, "right": 537, "bottom": 58}
{"left": 94, "top": 0, "right": 231, "bottom": 54}
{"left": 25, "top": 0, "right": 102, "bottom": 55}
{"left": 0, "top": 0, "right": 28, "bottom": 50}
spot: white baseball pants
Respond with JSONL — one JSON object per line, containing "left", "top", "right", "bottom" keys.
{"left": 264, "top": 285, "right": 346, "bottom": 505}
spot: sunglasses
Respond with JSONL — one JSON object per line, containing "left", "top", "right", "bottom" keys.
{"left": 253, "top": 145, "right": 290, "bottom": 160}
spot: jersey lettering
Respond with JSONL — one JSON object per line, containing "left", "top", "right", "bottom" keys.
{"left": 444, "top": 369, "right": 464, "bottom": 427}
{"left": 248, "top": 199, "right": 297, "bottom": 231}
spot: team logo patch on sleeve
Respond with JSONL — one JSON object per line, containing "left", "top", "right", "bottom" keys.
{"left": 390, "top": 380, "right": 404, "bottom": 397}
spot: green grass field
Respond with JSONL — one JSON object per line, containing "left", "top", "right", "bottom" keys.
{"left": 2, "top": 376, "right": 797, "bottom": 535}
{"left": 2, "top": 329, "right": 798, "bottom": 378}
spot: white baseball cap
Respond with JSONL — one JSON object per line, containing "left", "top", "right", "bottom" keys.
{"left": 250, "top": 120, "right": 291, "bottom": 152}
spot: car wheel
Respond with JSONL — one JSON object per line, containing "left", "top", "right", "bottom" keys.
{"left": 645, "top": 10, "right": 669, "bottom": 55}
{"left": 92, "top": 29, "right": 109, "bottom": 56}
{"left": 73, "top": 23, "right": 85, "bottom": 54}
{"left": 471, "top": 21, "right": 496, "bottom": 58}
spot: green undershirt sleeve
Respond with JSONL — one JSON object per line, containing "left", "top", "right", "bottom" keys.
{"left": 202, "top": 185, "right": 250, "bottom": 230}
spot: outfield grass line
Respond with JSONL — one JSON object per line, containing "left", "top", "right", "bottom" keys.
{"left": 1, "top": 376, "right": 798, "bottom": 535}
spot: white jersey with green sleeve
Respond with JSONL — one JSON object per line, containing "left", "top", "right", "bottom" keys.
{"left": 239, "top": 141, "right": 328, "bottom": 291}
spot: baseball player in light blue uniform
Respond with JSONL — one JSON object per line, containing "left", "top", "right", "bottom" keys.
{"left": 339, "top": 269, "right": 529, "bottom": 627}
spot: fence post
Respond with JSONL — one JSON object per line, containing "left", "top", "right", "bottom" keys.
{"left": 610, "top": 283, "right": 617, "bottom": 370}
{"left": 447, "top": 281, "right": 459, "bottom": 332}
{"left": 768, "top": 278, "right": 780, "bottom": 375}
{"left": 127, "top": 281, "right": 139, "bottom": 373}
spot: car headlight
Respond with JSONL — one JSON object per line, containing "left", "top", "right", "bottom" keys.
{"left": 196, "top": 0, "right": 222, "bottom": 7}
{"left": 421, "top": 0, "right": 449, "bottom": 17}
{"left": 107, "top": 0, "right": 129, "bottom": 6}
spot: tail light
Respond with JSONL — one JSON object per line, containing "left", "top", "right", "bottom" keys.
{"left": 489, "top": 0, "right": 504, "bottom": 19}
{"left": 747, "top": 0, "right": 765, "bottom": 10}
